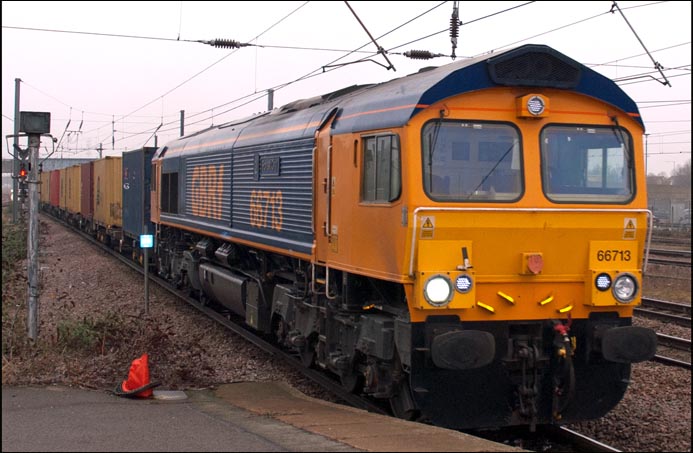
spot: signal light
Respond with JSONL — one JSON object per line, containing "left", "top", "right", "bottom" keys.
{"left": 19, "top": 165, "right": 28, "bottom": 178}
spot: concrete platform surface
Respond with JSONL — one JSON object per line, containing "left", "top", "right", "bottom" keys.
{"left": 2, "top": 382, "right": 524, "bottom": 452}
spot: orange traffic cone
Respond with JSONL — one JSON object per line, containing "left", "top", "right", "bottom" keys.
{"left": 113, "top": 353, "right": 160, "bottom": 398}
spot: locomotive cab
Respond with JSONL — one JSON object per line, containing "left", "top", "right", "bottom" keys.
{"left": 389, "top": 48, "right": 657, "bottom": 429}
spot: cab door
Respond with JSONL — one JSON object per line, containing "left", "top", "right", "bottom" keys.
{"left": 314, "top": 110, "right": 338, "bottom": 264}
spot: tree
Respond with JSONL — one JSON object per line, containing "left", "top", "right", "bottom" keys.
{"left": 671, "top": 159, "right": 691, "bottom": 187}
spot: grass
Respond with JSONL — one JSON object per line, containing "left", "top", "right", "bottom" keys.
{"left": 56, "top": 312, "right": 126, "bottom": 353}
{"left": 1, "top": 205, "right": 26, "bottom": 289}
{"left": 2, "top": 204, "right": 29, "bottom": 359}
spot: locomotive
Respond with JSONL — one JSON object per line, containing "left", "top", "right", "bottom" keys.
{"left": 44, "top": 44, "right": 657, "bottom": 430}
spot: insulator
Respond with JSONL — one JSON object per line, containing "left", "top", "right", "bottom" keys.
{"left": 450, "top": 17, "right": 459, "bottom": 38}
{"left": 450, "top": 4, "right": 460, "bottom": 61}
{"left": 404, "top": 50, "right": 440, "bottom": 60}
{"left": 210, "top": 39, "right": 241, "bottom": 49}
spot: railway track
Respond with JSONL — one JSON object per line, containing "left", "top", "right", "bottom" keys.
{"left": 646, "top": 248, "right": 691, "bottom": 267}
{"left": 548, "top": 426, "right": 622, "bottom": 452}
{"left": 657, "top": 333, "right": 692, "bottom": 351}
{"left": 466, "top": 425, "right": 622, "bottom": 452}
{"left": 647, "top": 248, "right": 692, "bottom": 259}
{"left": 651, "top": 236, "right": 692, "bottom": 248}
{"left": 635, "top": 299, "right": 692, "bottom": 369}
{"left": 636, "top": 298, "right": 691, "bottom": 327}
{"left": 652, "top": 333, "right": 691, "bottom": 370}
{"left": 647, "top": 238, "right": 692, "bottom": 270}
{"left": 647, "top": 257, "right": 691, "bottom": 268}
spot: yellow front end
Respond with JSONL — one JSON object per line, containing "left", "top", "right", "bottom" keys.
{"left": 401, "top": 86, "right": 648, "bottom": 324}
{"left": 410, "top": 209, "right": 648, "bottom": 323}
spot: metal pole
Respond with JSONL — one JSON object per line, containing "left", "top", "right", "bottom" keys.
{"left": 143, "top": 224, "right": 149, "bottom": 315}
{"left": 144, "top": 246, "right": 149, "bottom": 315}
{"left": 27, "top": 134, "right": 40, "bottom": 340}
{"left": 180, "top": 110, "right": 185, "bottom": 137}
{"left": 12, "top": 78, "right": 21, "bottom": 223}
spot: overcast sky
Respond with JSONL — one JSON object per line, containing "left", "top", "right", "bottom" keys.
{"left": 2, "top": 1, "right": 690, "bottom": 176}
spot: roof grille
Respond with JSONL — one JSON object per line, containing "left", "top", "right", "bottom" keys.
{"left": 487, "top": 46, "right": 581, "bottom": 89}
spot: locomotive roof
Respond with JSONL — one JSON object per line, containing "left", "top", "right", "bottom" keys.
{"left": 157, "top": 44, "right": 642, "bottom": 157}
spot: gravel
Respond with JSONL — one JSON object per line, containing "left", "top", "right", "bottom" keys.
{"left": 2, "top": 215, "right": 690, "bottom": 452}
{"left": 2, "top": 216, "right": 335, "bottom": 399}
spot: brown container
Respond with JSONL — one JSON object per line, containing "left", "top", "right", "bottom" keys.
{"left": 93, "top": 156, "right": 123, "bottom": 228}
{"left": 49, "top": 170, "right": 60, "bottom": 208}
{"left": 59, "top": 167, "right": 67, "bottom": 211}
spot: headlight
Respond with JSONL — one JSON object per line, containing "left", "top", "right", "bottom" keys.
{"left": 527, "top": 95, "right": 546, "bottom": 116}
{"left": 612, "top": 273, "right": 638, "bottom": 303}
{"left": 424, "top": 275, "right": 453, "bottom": 307}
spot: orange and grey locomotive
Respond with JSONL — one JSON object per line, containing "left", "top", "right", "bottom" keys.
{"left": 46, "top": 44, "right": 657, "bottom": 430}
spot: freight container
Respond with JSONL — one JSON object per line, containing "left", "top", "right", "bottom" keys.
{"left": 65, "top": 165, "right": 81, "bottom": 221}
{"left": 40, "top": 169, "right": 50, "bottom": 206}
{"left": 58, "top": 167, "right": 68, "bottom": 216}
{"left": 80, "top": 161, "right": 94, "bottom": 225}
{"left": 93, "top": 156, "right": 123, "bottom": 230}
{"left": 49, "top": 169, "right": 60, "bottom": 211}
{"left": 122, "top": 147, "right": 156, "bottom": 240}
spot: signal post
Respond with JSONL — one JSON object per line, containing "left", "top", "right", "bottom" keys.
{"left": 16, "top": 111, "right": 51, "bottom": 340}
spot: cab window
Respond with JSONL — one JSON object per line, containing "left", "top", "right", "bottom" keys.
{"left": 422, "top": 120, "right": 522, "bottom": 201}
{"left": 361, "top": 134, "right": 401, "bottom": 203}
{"left": 541, "top": 125, "right": 634, "bottom": 203}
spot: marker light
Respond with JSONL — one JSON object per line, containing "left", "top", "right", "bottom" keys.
{"left": 424, "top": 275, "right": 453, "bottom": 307}
{"left": 612, "top": 273, "right": 638, "bottom": 303}
{"left": 455, "top": 274, "right": 473, "bottom": 294}
{"left": 527, "top": 95, "right": 546, "bottom": 116}
{"left": 595, "top": 273, "right": 612, "bottom": 292}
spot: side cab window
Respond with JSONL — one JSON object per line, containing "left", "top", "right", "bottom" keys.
{"left": 361, "top": 134, "right": 401, "bottom": 203}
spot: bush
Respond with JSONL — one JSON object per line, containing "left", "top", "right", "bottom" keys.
{"left": 57, "top": 312, "right": 125, "bottom": 353}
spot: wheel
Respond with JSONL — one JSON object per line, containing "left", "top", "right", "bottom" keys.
{"left": 299, "top": 344, "right": 316, "bottom": 368}
{"left": 340, "top": 368, "right": 363, "bottom": 393}
{"left": 389, "top": 375, "right": 418, "bottom": 421}
{"left": 273, "top": 317, "right": 287, "bottom": 345}
{"left": 338, "top": 352, "right": 364, "bottom": 393}
{"left": 389, "top": 354, "right": 419, "bottom": 421}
